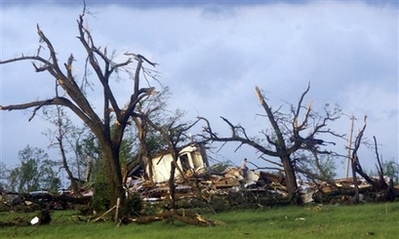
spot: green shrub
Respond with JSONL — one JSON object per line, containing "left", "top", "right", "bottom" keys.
{"left": 121, "top": 193, "right": 142, "bottom": 217}
{"left": 91, "top": 161, "right": 111, "bottom": 212}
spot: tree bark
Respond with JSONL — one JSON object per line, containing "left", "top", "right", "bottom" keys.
{"left": 101, "top": 143, "right": 125, "bottom": 207}
{"left": 133, "top": 117, "right": 153, "bottom": 181}
{"left": 280, "top": 155, "right": 300, "bottom": 203}
{"left": 0, "top": 8, "right": 159, "bottom": 221}
{"left": 169, "top": 160, "right": 177, "bottom": 210}
{"left": 255, "top": 87, "right": 300, "bottom": 203}
{"left": 351, "top": 155, "right": 360, "bottom": 204}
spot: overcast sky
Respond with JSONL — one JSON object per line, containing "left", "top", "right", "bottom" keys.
{"left": 1, "top": 0, "right": 398, "bottom": 178}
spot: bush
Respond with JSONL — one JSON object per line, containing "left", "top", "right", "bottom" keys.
{"left": 120, "top": 193, "right": 142, "bottom": 217}
{"left": 91, "top": 184, "right": 111, "bottom": 212}
{"left": 91, "top": 160, "right": 111, "bottom": 212}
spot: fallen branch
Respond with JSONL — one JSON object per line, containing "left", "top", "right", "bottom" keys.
{"left": 132, "top": 210, "right": 226, "bottom": 227}
{"left": 92, "top": 205, "right": 116, "bottom": 222}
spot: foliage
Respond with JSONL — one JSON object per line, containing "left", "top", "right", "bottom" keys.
{"left": 383, "top": 160, "right": 399, "bottom": 183}
{"left": 0, "top": 162, "right": 10, "bottom": 190}
{"left": 120, "top": 193, "right": 143, "bottom": 217}
{"left": 91, "top": 159, "right": 111, "bottom": 212}
{"left": 210, "top": 161, "right": 235, "bottom": 174}
{"left": 43, "top": 106, "right": 92, "bottom": 190}
{"left": 8, "top": 146, "right": 61, "bottom": 193}
{"left": 295, "top": 153, "right": 337, "bottom": 182}
{"left": 78, "top": 131, "right": 102, "bottom": 183}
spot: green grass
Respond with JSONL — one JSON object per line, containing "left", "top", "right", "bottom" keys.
{"left": 0, "top": 202, "right": 398, "bottom": 239}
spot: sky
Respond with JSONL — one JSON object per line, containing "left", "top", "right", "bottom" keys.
{"left": 0, "top": 0, "right": 398, "bottom": 178}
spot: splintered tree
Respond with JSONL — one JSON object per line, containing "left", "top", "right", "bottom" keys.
{"left": 144, "top": 110, "right": 201, "bottom": 209}
{"left": 43, "top": 106, "right": 83, "bottom": 195}
{"left": 350, "top": 116, "right": 394, "bottom": 203}
{"left": 0, "top": 7, "right": 158, "bottom": 207}
{"left": 200, "top": 83, "right": 342, "bottom": 204}
{"left": 127, "top": 88, "right": 171, "bottom": 184}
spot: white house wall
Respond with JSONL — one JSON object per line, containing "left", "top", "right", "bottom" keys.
{"left": 152, "top": 154, "right": 175, "bottom": 183}
{"left": 149, "top": 144, "right": 208, "bottom": 183}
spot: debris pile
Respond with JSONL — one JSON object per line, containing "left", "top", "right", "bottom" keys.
{"left": 127, "top": 167, "right": 290, "bottom": 206}
{"left": 126, "top": 167, "right": 398, "bottom": 208}
{"left": 0, "top": 189, "right": 92, "bottom": 212}
{"left": 1, "top": 168, "right": 397, "bottom": 214}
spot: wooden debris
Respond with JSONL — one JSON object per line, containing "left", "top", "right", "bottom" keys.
{"left": 132, "top": 210, "right": 226, "bottom": 227}
{"left": 93, "top": 205, "right": 116, "bottom": 222}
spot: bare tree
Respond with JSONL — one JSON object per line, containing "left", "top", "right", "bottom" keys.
{"left": 372, "top": 136, "right": 390, "bottom": 191}
{"left": 0, "top": 6, "right": 158, "bottom": 207}
{"left": 45, "top": 106, "right": 81, "bottom": 195}
{"left": 144, "top": 110, "right": 202, "bottom": 209}
{"left": 200, "top": 83, "right": 342, "bottom": 204}
{"left": 43, "top": 106, "right": 96, "bottom": 195}
{"left": 128, "top": 88, "right": 170, "bottom": 183}
{"left": 350, "top": 117, "right": 391, "bottom": 203}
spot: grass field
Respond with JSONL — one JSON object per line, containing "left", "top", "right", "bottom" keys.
{"left": 0, "top": 202, "right": 398, "bottom": 239}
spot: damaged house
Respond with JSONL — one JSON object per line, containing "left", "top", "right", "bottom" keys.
{"left": 128, "top": 142, "right": 398, "bottom": 206}
{"left": 138, "top": 142, "right": 210, "bottom": 184}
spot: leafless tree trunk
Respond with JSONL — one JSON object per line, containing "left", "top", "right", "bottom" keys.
{"left": 200, "top": 83, "right": 342, "bottom": 204}
{"left": 350, "top": 116, "right": 367, "bottom": 203}
{"left": 54, "top": 106, "right": 80, "bottom": 194}
{"left": 373, "top": 136, "right": 389, "bottom": 191}
{"left": 351, "top": 117, "right": 389, "bottom": 201}
{"left": 0, "top": 6, "right": 158, "bottom": 211}
{"left": 255, "top": 87, "right": 300, "bottom": 202}
{"left": 143, "top": 113, "right": 202, "bottom": 209}
{"left": 132, "top": 116, "right": 154, "bottom": 182}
